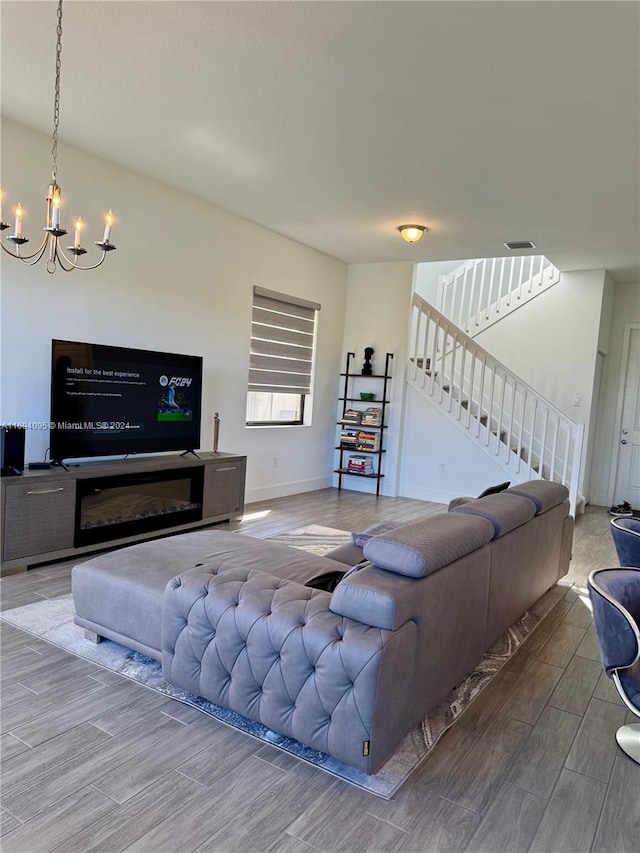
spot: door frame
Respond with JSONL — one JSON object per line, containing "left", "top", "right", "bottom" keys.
{"left": 607, "top": 322, "right": 640, "bottom": 506}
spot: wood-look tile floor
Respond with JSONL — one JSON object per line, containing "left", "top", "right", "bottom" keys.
{"left": 1, "top": 491, "right": 639, "bottom": 853}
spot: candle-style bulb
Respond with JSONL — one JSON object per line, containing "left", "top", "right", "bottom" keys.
{"left": 74, "top": 217, "right": 84, "bottom": 249}
{"left": 103, "top": 209, "right": 114, "bottom": 243}
{"left": 51, "top": 191, "right": 61, "bottom": 228}
{"left": 15, "top": 204, "right": 24, "bottom": 238}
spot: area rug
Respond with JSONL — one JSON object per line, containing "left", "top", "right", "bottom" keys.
{"left": 267, "top": 524, "right": 353, "bottom": 555}
{"left": 1, "top": 526, "right": 561, "bottom": 799}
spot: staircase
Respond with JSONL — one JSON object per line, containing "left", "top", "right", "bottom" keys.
{"left": 408, "top": 293, "right": 584, "bottom": 513}
{"left": 439, "top": 255, "right": 560, "bottom": 335}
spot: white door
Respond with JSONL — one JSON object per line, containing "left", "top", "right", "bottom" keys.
{"left": 614, "top": 326, "right": 640, "bottom": 509}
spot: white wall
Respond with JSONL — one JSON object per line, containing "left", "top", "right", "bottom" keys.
{"left": 474, "top": 270, "right": 605, "bottom": 428}
{"left": 0, "top": 119, "right": 347, "bottom": 502}
{"left": 582, "top": 273, "right": 616, "bottom": 498}
{"left": 473, "top": 269, "right": 606, "bottom": 494}
{"left": 589, "top": 280, "right": 640, "bottom": 506}
{"left": 399, "top": 385, "right": 515, "bottom": 503}
{"left": 414, "top": 259, "right": 461, "bottom": 306}
{"left": 338, "top": 262, "right": 414, "bottom": 495}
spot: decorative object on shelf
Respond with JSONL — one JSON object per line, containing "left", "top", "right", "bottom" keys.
{"left": 213, "top": 412, "right": 220, "bottom": 452}
{"left": 397, "top": 224, "right": 428, "bottom": 243}
{"left": 335, "top": 352, "right": 393, "bottom": 496}
{"left": 1, "top": 0, "right": 117, "bottom": 273}
{"left": 362, "top": 347, "right": 374, "bottom": 375}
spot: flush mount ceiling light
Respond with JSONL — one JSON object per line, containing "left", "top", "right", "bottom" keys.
{"left": 504, "top": 240, "right": 537, "bottom": 250}
{"left": 398, "top": 224, "right": 428, "bottom": 243}
{"left": 0, "top": 0, "right": 117, "bottom": 273}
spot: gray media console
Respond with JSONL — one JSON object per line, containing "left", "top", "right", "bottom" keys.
{"left": 0, "top": 451, "right": 246, "bottom": 574}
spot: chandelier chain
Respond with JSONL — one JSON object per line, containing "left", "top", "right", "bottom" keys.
{"left": 51, "top": 0, "right": 63, "bottom": 182}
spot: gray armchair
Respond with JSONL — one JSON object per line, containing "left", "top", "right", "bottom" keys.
{"left": 610, "top": 516, "right": 640, "bottom": 567}
{"left": 587, "top": 567, "right": 640, "bottom": 764}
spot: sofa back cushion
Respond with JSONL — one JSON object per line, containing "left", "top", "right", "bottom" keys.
{"left": 450, "top": 493, "right": 536, "bottom": 538}
{"left": 506, "top": 480, "right": 569, "bottom": 514}
{"left": 361, "top": 512, "right": 494, "bottom": 578}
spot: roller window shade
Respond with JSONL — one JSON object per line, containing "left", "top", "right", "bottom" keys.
{"left": 248, "top": 289, "right": 320, "bottom": 394}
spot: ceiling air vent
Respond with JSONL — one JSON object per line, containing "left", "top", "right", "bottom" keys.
{"left": 504, "top": 240, "right": 537, "bottom": 250}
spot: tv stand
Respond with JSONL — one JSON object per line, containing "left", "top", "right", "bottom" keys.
{"left": 1, "top": 451, "right": 246, "bottom": 575}
{"left": 49, "top": 459, "right": 69, "bottom": 471}
{"left": 180, "top": 449, "right": 202, "bottom": 459}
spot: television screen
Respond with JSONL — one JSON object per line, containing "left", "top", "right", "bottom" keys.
{"left": 50, "top": 339, "right": 203, "bottom": 460}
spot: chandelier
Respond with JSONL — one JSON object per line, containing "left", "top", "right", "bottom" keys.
{"left": 0, "top": 0, "right": 116, "bottom": 273}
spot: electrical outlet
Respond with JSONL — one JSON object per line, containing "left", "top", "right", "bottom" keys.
{"left": 438, "top": 463, "right": 446, "bottom": 473}
{"left": 272, "top": 456, "right": 278, "bottom": 467}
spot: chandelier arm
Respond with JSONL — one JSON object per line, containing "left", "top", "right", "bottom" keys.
{"left": 57, "top": 243, "right": 108, "bottom": 271}
{"left": 1, "top": 234, "right": 49, "bottom": 261}
{"left": 51, "top": 242, "right": 74, "bottom": 272}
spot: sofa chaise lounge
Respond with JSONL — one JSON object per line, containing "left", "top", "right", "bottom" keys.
{"left": 72, "top": 479, "right": 573, "bottom": 774}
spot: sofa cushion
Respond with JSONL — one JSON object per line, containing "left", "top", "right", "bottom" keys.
{"left": 448, "top": 481, "right": 511, "bottom": 511}
{"left": 351, "top": 519, "right": 405, "bottom": 548}
{"left": 362, "top": 512, "right": 494, "bottom": 578}
{"left": 330, "top": 563, "right": 417, "bottom": 630}
{"left": 323, "top": 540, "right": 367, "bottom": 568}
{"left": 506, "top": 480, "right": 569, "bottom": 514}
{"left": 450, "top": 493, "right": 536, "bottom": 538}
{"left": 448, "top": 495, "right": 474, "bottom": 510}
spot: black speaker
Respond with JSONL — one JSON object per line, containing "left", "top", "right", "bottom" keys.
{"left": 1, "top": 426, "right": 25, "bottom": 476}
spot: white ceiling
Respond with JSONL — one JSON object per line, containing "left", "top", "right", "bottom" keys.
{"left": 2, "top": 1, "right": 639, "bottom": 282}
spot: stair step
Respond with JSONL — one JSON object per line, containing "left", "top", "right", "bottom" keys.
{"left": 508, "top": 443, "right": 542, "bottom": 473}
{"left": 410, "top": 357, "right": 432, "bottom": 371}
{"left": 478, "top": 414, "right": 507, "bottom": 441}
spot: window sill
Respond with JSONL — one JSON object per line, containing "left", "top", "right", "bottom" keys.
{"left": 245, "top": 423, "right": 310, "bottom": 429}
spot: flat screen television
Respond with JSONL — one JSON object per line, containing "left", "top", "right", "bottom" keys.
{"left": 50, "top": 339, "right": 203, "bottom": 460}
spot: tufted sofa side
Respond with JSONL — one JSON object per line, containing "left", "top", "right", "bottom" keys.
{"left": 162, "top": 565, "right": 417, "bottom": 774}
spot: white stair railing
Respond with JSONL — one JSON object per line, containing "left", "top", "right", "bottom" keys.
{"left": 440, "top": 255, "right": 560, "bottom": 334}
{"left": 409, "top": 293, "right": 583, "bottom": 513}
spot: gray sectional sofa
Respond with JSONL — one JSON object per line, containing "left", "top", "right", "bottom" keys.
{"left": 72, "top": 479, "right": 573, "bottom": 774}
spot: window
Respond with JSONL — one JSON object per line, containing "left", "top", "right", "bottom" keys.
{"left": 247, "top": 287, "right": 320, "bottom": 426}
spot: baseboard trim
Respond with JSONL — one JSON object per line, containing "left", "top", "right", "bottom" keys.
{"left": 398, "top": 484, "right": 461, "bottom": 504}
{"left": 246, "top": 477, "right": 332, "bottom": 503}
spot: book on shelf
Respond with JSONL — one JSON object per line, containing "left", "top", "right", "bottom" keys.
{"left": 347, "top": 464, "right": 373, "bottom": 474}
{"left": 347, "top": 454, "right": 374, "bottom": 473}
{"left": 355, "top": 430, "right": 380, "bottom": 451}
{"left": 339, "top": 430, "right": 359, "bottom": 447}
{"left": 360, "top": 406, "right": 382, "bottom": 426}
{"left": 341, "top": 408, "right": 361, "bottom": 424}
